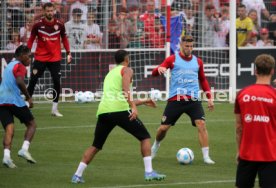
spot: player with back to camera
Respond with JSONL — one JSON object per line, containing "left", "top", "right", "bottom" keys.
{"left": 27, "top": 2, "right": 72, "bottom": 117}
{"left": 71, "top": 49, "right": 166, "bottom": 183}
{"left": 151, "top": 35, "right": 215, "bottom": 164}
{"left": 0, "top": 45, "right": 37, "bottom": 168}
{"left": 235, "top": 54, "right": 276, "bottom": 188}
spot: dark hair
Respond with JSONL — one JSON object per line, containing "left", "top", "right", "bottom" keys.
{"left": 43, "top": 2, "right": 54, "bottom": 10}
{"left": 114, "top": 50, "right": 129, "bottom": 64}
{"left": 238, "top": 4, "right": 246, "bottom": 9}
{"left": 15, "top": 45, "right": 30, "bottom": 58}
{"left": 255, "top": 54, "right": 275, "bottom": 75}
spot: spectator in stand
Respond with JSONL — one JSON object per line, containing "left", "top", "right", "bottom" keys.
{"left": 108, "top": 19, "right": 120, "bottom": 49}
{"left": 127, "top": 6, "right": 145, "bottom": 48}
{"left": 257, "top": 28, "right": 273, "bottom": 47}
{"left": 65, "top": 8, "right": 87, "bottom": 49}
{"left": 112, "top": 5, "right": 131, "bottom": 49}
{"left": 7, "top": 0, "right": 24, "bottom": 29}
{"left": 180, "top": 4, "right": 195, "bottom": 35}
{"left": 268, "top": 14, "right": 276, "bottom": 45}
{"left": 214, "top": 6, "right": 230, "bottom": 47}
{"left": 6, "top": 31, "right": 21, "bottom": 51}
{"left": 84, "top": 12, "right": 102, "bottom": 49}
{"left": 236, "top": 4, "right": 253, "bottom": 47}
{"left": 140, "top": 0, "right": 159, "bottom": 48}
{"left": 246, "top": 32, "right": 258, "bottom": 47}
{"left": 242, "top": 0, "right": 270, "bottom": 27}
{"left": 248, "top": 9, "right": 260, "bottom": 34}
{"left": 201, "top": 3, "right": 221, "bottom": 47}
{"left": 152, "top": 17, "right": 165, "bottom": 48}
{"left": 68, "top": 0, "right": 88, "bottom": 23}
{"left": 20, "top": 14, "right": 37, "bottom": 51}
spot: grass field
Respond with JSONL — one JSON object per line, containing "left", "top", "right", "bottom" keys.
{"left": 0, "top": 102, "right": 241, "bottom": 188}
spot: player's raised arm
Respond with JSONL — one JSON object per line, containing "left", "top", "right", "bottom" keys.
{"left": 134, "top": 98, "right": 157, "bottom": 108}
{"left": 152, "top": 55, "right": 175, "bottom": 76}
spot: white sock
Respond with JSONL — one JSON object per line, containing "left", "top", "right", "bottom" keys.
{"left": 202, "top": 147, "right": 209, "bottom": 159}
{"left": 52, "top": 102, "right": 58, "bottom": 112}
{"left": 22, "top": 140, "right": 30, "bottom": 151}
{"left": 75, "top": 162, "right": 87, "bottom": 177}
{"left": 143, "top": 156, "right": 153, "bottom": 173}
{"left": 153, "top": 140, "right": 160, "bottom": 147}
{"left": 4, "top": 149, "right": 11, "bottom": 158}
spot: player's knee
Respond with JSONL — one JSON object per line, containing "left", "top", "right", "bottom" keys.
{"left": 158, "top": 125, "right": 170, "bottom": 133}
{"left": 195, "top": 120, "right": 206, "bottom": 131}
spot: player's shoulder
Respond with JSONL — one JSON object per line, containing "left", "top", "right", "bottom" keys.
{"left": 55, "top": 18, "right": 65, "bottom": 25}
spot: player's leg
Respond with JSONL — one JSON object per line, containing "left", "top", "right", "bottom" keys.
{"left": 116, "top": 111, "right": 166, "bottom": 181}
{"left": 235, "top": 159, "right": 257, "bottom": 188}
{"left": 152, "top": 101, "right": 183, "bottom": 159}
{"left": 72, "top": 113, "right": 116, "bottom": 183}
{"left": 0, "top": 107, "right": 17, "bottom": 168}
{"left": 47, "top": 62, "right": 62, "bottom": 117}
{"left": 27, "top": 60, "right": 47, "bottom": 97}
{"left": 186, "top": 100, "right": 215, "bottom": 164}
{"left": 12, "top": 106, "right": 37, "bottom": 163}
{"left": 258, "top": 161, "right": 276, "bottom": 188}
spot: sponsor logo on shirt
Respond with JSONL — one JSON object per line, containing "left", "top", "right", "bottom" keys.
{"left": 242, "top": 94, "right": 273, "bottom": 103}
{"left": 244, "top": 114, "right": 270, "bottom": 123}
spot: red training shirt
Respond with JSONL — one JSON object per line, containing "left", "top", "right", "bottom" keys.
{"left": 235, "top": 84, "right": 276, "bottom": 161}
{"left": 27, "top": 18, "right": 70, "bottom": 62}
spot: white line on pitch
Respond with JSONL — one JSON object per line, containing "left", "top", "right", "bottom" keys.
{"left": 89, "top": 179, "right": 235, "bottom": 188}
{"left": 0, "top": 119, "right": 235, "bottom": 132}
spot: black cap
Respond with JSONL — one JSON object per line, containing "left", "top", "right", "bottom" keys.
{"left": 72, "top": 8, "right": 83, "bottom": 15}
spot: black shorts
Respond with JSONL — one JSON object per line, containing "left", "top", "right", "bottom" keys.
{"left": 236, "top": 159, "right": 276, "bottom": 188}
{"left": 0, "top": 106, "right": 34, "bottom": 129}
{"left": 92, "top": 111, "right": 151, "bottom": 150}
{"left": 161, "top": 100, "right": 205, "bottom": 126}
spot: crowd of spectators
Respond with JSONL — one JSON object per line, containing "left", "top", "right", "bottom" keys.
{"left": 1, "top": 0, "right": 276, "bottom": 51}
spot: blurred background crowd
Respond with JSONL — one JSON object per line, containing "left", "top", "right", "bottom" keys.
{"left": 1, "top": 0, "right": 276, "bottom": 51}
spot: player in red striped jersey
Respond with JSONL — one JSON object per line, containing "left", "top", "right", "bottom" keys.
{"left": 235, "top": 54, "right": 276, "bottom": 188}
{"left": 27, "top": 2, "right": 72, "bottom": 117}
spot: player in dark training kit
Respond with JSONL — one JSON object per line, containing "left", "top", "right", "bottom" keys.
{"left": 0, "top": 45, "right": 37, "bottom": 168}
{"left": 27, "top": 2, "right": 72, "bottom": 117}
{"left": 235, "top": 54, "right": 276, "bottom": 188}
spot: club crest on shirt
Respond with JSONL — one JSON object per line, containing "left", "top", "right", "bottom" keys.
{"left": 54, "top": 24, "right": 59, "bottom": 30}
{"left": 161, "top": 116, "right": 167, "bottom": 123}
{"left": 33, "top": 69, "right": 38, "bottom": 75}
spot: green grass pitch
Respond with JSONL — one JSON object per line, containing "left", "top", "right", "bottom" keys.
{"left": 0, "top": 102, "right": 241, "bottom": 188}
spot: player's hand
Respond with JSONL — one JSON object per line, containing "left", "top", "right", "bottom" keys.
{"left": 67, "top": 53, "right": 72, "bottom": 64}
{"left": 27, "top": 98, "right": 34, "bottom": 108}
{"left": 129, "top": 106, "right": 138, "bottom": 121}
{"left": 144, "top": 99, "right": 157, "bottom": 108}
{"left": 207, "top": 99, "right": 214, "bottom": 111}
{"left": 158, "top": 67, "right": 167, "bottom": 75}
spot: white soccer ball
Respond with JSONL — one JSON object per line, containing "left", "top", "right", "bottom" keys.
{"left": 149, "top": 89, "right": 162, "bottom": 100}
{"left": 84, "top": 91, "right": 95, "bottom": 102}
{"left": 75, "top": 91, "right": 86, "bottom": 103}
{"left": 176, "top": 148, "right": 194, "bottom": 164}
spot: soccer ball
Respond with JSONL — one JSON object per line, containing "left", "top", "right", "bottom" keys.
{"left": 176, "top": 148, "right": 194, "bottom": 164}
{"left": 75, "top": 91, "right": 87, "bottom": 103}
{"left": 149, "top": 89, "right": 162, "bottom": 100}
{"left": 83, "top": 91, "right": 94, "bottom": 102}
